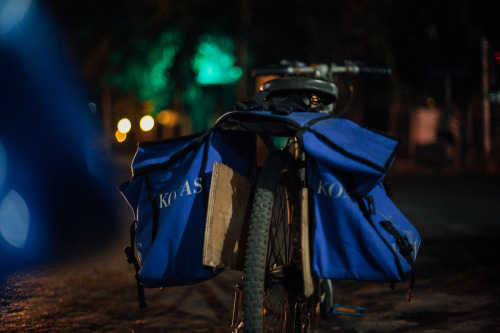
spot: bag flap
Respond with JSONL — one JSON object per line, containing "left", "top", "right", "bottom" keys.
{"left": 302, "top": 118, "right": 399, "bottom": 196}
{"left": 132, "top": 131, "right": 210, "bottom": 176}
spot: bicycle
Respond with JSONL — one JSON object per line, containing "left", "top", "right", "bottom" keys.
{"left": 121, "top": 60, "right": 419, "bottom": 333}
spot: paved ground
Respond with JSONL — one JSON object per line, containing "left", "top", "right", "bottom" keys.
{"left": 1, "top": 168, "right": 499, "bottom": 332}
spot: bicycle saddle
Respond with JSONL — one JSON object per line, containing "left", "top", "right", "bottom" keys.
{"left": 262, "top": 76, "right": 338, "bottom": 102}
{"left": 235, "top": 76, "right": 338, "bottom": 114}
{"left": 261, "top": 76, "right": 338, "bottom": 114}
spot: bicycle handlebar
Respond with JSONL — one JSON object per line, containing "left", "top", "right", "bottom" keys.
{"left": 252, "top": 62, "right": 391, "bottom": 79}
{"left": 251, "top": 66, "right": 318, "bottom": 77}
{"left": 331, "top": 65, "right": 392, "bottom": 75}
{"left": 250, "top": 61, "right": 391, "bottom": 117}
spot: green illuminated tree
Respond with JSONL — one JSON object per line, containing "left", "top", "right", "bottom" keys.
{"left": 106, "top": 31, "right": 182, "bottom": 114}
{"left": 191, "top": 34, "right": 242, "bottom": 85}
{"left": 183, "top": 34, "right": 242, "bottom": 132}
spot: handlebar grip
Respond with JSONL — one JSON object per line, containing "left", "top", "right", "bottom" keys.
{"left": 358, "top": 67, "right": 392, "bottom": 75}
{"left": 252, "top": 66, "right": 318, "bottom": 77}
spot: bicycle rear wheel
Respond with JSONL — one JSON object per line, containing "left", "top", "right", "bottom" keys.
{"left": 242, "top": 151, "right": 308, "bottom": 332}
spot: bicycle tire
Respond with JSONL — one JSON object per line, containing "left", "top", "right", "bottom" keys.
{"left": 319, "top": 278, "right": 334, "bottom": 319}
{"left": 242, "top": 150, "right": 306, "bottom": 332}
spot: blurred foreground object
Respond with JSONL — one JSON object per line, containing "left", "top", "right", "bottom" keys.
{"left": 0, "top": 0, "right": 117, "bottom": 273}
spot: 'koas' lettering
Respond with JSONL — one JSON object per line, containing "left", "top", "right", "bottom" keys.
{"left": 193, "top": 177, "right": 203, "bottom": 194}
{"left": 316, "top": 180, "right": 347, "bottom": 199}
{"left": 159, "top": 178, "right": 203, "bottom": 208}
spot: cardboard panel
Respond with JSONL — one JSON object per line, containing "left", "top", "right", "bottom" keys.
{"left": 203, "top": 162, "right": 250, "bottom": 270}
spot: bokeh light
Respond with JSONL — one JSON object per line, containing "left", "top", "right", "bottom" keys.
{"left": 140, "top": 115, "right": 154, "bottom": 131}
{"left": 117, "top": 118, "right": 131, "bottom": 133}
{"left": 115, "top": 130, "right": 127, "bottom": 142}
{"left": 0, "top": 190, "right": 30, "bottom": 248}
{"left": 157, "top": 110, "right": 179, "bottom": 127}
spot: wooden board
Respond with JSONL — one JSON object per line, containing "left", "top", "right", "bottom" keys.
{"left": 301, "top": 187, "right": 314, "bottom": 297}
{"left": 203, "top": 162, "right": 250, "bottom": 270}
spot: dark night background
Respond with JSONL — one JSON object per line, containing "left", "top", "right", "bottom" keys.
{"left": 1, "top": 1, "right": 500, "bottom": 332}
{"left": 42, "top": 0, "right": 499, "bottom": 84}
{"left": 39, "top": 0, "right": 500, "bottom": 159}
{"left": 41, "top": 0, "right": 500, "bottom": 98}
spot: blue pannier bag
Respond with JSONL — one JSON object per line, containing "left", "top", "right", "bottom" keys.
{"left": 217, "top": 111, "right": 420, "bottom": 292}
{"left": 300, "top": 117, "right": 420, "bottom": 299}
{"left": 216, "top": 111, "right": 420, "bottom": 298}
{"left": 120, "top": 128, "right": 254, "bottom": 307}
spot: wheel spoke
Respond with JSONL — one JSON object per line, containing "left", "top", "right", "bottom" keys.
{"left": 264, "top": 177, "right": 298, "bottom": 332}
{"left": 263, "top": 287, "right": 289, "bottom": 331}
{"left": 268, "top": 185, "right": 288, "bottom": 270}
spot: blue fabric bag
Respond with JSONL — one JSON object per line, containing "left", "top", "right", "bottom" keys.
{"left": 121, "top": 109, "right": 421, "bottom": 306}
{"left": 216, "top": 112, "right": 420, "bottom": 287}
{"left": 120, "top": 128, "right": 255, "bottom": 306}
{"left": 300, "top": 117, "right": 420, "bottom": 288}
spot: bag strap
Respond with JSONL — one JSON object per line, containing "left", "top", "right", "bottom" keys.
{"left": 234, "top": 89, "right": 270, "bottom": 111}
{"left": 124, "top": 220, "right": 147, "bottom": 308}
{"left": 144, "top": 173, "right": 159, "bottom": 243}
{"left": 356, "top": 192, "right": 417, "bottom": 302}
{"left": 379, "top": 220, "right": 416, "bottom": 302}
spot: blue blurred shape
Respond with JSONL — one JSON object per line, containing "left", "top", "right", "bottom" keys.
{"left": 0, "top": 190, "right": 30, "bottom": 248}
{"left": 0, "top": 0, "right": 31, "bottom": 34}
{"left": 0, "top": 0, "right": 117, "bottom": 270}
{"left": 0, "top": 140, "right": 6, "bottom": 194}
